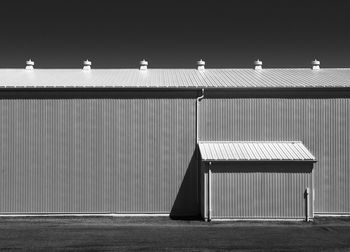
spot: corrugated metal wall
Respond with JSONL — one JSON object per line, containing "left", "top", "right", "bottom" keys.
{"left": 0, "top": 99, "right": 197, "bottom": 214}
{"left": 210, "top": 163, "right": 313, "bottom": 219}
{"left": 200, "top": 98, "right": 350, "bottom": 214}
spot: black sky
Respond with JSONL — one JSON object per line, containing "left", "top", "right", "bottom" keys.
{"left": 1, "top": 0, "right": 350, "bottom": 68}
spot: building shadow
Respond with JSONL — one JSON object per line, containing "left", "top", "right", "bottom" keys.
{"left": 170, "top": 148, "right": 201, "bottom": 220}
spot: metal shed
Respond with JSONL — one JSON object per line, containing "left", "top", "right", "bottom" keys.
{"left": 199, "top": 141, "right": 316, "bottom": 220}
{"left": 0, "top": 61, "right": 350, "bottom": 218}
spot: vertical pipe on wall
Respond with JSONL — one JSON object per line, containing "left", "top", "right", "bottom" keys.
{"left": 196, "top": 89, "right": 205, "bottom": 142}
{"left": 208, "top": 161, "right": 212, "bottom": 221}
{"left": 312, "top": 170, "right": 315, "bottom": 219}
{"left": 196, "top": 89, "right": 205, "bottom": 219}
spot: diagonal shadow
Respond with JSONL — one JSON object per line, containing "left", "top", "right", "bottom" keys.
{"left": 170, "top": 148, "right": 201, "bottom": 220}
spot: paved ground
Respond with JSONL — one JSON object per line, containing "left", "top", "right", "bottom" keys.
{"left": 0, "top": 217, "right": 350, "bottom": 251}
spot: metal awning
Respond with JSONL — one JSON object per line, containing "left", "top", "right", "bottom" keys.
{"left": 198, "top": 141, "right": 316, "bottom": 162}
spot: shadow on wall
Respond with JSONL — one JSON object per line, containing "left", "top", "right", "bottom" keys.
{"left": 170, "top": 148, "right": 201, "bottom": 220}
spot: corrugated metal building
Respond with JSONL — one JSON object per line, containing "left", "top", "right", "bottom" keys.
{"left": 0, "top": 59, "right": 349, "bottom": 220}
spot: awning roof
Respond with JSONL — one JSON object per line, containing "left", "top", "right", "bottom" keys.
{"left": 198, "top": 141, "right": 316, "bottom": 162}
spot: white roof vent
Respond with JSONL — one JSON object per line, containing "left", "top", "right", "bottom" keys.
{"left": 140, "top": 59, "right": 148, "bottom": 70}
{"left": 311, "top": 59, "right": 320, "bottom": 70}
{"left": 83, "top": 60, "right": 91, "bottom": 70}
{"left": 197, "top": 59, "right": 205, "bottom": 71}
{"left": 254, "top": 59, "right": 262, "bottom": 70}
{"left": 25, "top": 59, "right": 34, "bottom": 70}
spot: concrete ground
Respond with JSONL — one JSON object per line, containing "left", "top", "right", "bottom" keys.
{"left": 0, "top": 217, "right": 350, "bottom": 251}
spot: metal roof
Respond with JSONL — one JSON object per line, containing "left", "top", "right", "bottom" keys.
{"left": 198, "top": 141, "right": 316, "bottom": 161}
{"left": 0, "top": 68, "right": 350, "bottom": 88}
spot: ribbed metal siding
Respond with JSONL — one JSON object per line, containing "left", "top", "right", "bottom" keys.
{"left": 200, "top": 98, "right": 350, "bottom": 214}
{"left": 211, "top": 163, "right": 312, "bottom": 219}
{"left": 0, "top": 99, "right": 196, "bottom": 213}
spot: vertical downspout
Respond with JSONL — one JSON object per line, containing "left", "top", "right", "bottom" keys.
{"left": 196, "top": 89, "right": 205, "bottom": 219}
{"left": 196, "top": 89, "right": 205, "bottom": 142}
{"left": 305, "top": 187, "right": 310, "bottom": 222}
{"left": 312, "top": 169, "right": 315, "bottom": 219}
{"left": 208, "top": 161, "right": 212, "bottom": 221}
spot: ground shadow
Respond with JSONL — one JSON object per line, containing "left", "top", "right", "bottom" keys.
{"left": 170, "top": 148, "right": 201, "bottom": 220}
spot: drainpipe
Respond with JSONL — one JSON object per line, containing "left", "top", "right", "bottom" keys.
{"left": 196, "top": 89, "right": 205, "bottom": 220}
{"left": 196, "top": 88, "right": 205, "bottom": 143}
{"left": 208, "top": 161, "right": 212, "bottom": 221}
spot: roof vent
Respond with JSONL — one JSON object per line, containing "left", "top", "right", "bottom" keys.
{"left": 197, "top": 59, "right": 205, "bottom": 71}
{"left": 83, "top": 60, "right": 91, "bottom": 70}
{"left": 140, "top": 59, "right": 148, "bottom": 70}
{"left": 311, "top": 59, "right": 320, "bottom": 70}
{"left": 25, "top": 59, "right": 34, "bottom": 70}
{"left": 254, "top": 59, "right": 262, "bottom": 70}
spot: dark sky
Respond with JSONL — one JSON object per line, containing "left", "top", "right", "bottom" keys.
{"left": 1, "top": 0, "right": 350, "bottom": 68}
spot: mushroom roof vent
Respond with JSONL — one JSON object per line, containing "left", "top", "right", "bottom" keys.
{"left": 140, "top": 59, "right": 148, "bottom": 70}
{"left": 254, "top": 59, "right": 263, "bottom": 70}
{"left": 83, "top": 60, "right": 92, "bottom": 70}
{"left": 25, "top": 59, "right": 34, "bottom": 70}
{"left": 197, "top": 59, "right": 205, "bottom": 71}
{"left": 311, "top": 59, "right": 320, "bottom": 70}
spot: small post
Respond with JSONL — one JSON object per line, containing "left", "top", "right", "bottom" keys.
{"left": 305, "top": 187, "right": 310, "bottom": 222}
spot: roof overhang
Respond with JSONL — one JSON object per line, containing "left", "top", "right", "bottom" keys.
{"left": 1, "top": 68, "right": 350, "bottom": 88}
{"left": 198, "top": 141, "right": 316, "bottom": 162}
